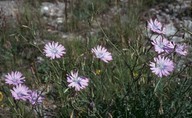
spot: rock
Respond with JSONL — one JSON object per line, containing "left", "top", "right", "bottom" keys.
{"left": 171, "top": 36, "right": 184, "bottom": 42}
{"left": 56, "top": 17, "right": 64, "bottom": 24}
{"left": 164, "top": 22, "right": 177, "bottom": 37}
{"left": 184, "top": 32, "right": 191, "bottom": 39}
{"left": 150, "top": 35, "right": 162, "bottom": 41}
{"left": 183, "top": 20, "right": 192, "bottom": 31}
{"left": 40, "top": 5, "right": 49, "bottom": 16}
{"left": 41, "top": 2, "right": 65, "bottom": 17}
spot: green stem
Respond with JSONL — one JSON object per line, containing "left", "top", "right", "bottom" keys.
{"left": 154, "top": 78, "right": 162, "bottom": 93}
{"left": 50, "top": 60, "right": 60, "bottom": 76}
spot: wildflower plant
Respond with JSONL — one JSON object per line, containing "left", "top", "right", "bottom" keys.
{"left": 175, "top": 43, "right": 188, "bottom": 56}
{"left": 5, "top": 71, "right": 25, "bottom": 86}
{"left": 67, "top": 71, "right": 89, "bottom": 91}
{"left": 44, "top": 41, "right": 66, "bottom": 59}
{"left": 11, "top": 84, "right": 30, "bottom": 101}
{"left": 0, "top": 1, "right": 191, "bottom": 118}
{"left": 150, "top": 56, "right": 174, "bottom": 77}
{"left": 148, "top": 18, "right": 189, "bottom": 78}
{"left": 28, "top": 91, "right": 44, "bottom": 105}
{"left": 151, "top": 36, "right": 174, "bottom": 54}
{"left": 92, "top": 45, "right": 113, "bottom": 63}
{"left": 148, "top": 19, "right": 165, "bottom": 34}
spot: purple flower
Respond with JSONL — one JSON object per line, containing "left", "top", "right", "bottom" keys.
{"left": 67, "top": 71, "right": 89, "bottom": 91}
{"left": 11, "top": 84, "right": 30, "bottom": 101}
{"left": 44, "top": 41, "right": 66, "bottom": 59}
{"left": 28, "top": 91, "right": 44, "bottom": 105}
{"left": 148, "top": 19, "right": 165, "bottom": 34}
{"left": 150, "top": 56, "right": 174, "bottom": 77}
{"left": 151, "top": 36, "right": 174, "bottom": 54}
{"left": 5, "top": 71, "right": 25, "bottom": 86}
{"left": 92, "top": 45, "right": 112, "bottom": 63}
{"left": 175, "top": 44, "right": 188, "bottom": 56}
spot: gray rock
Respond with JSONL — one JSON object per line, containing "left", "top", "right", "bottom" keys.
{"left": 183, "top": 20, "right": 192, "bottom": 31}
{"left": 164, "top": 22, "right": 177, "bottom": 37}
{"left": 150, "top": 35, "right": 162, "bottom": 41}
{"left": 171, "top": 36, "right": 184, "bottom": 42}
{"left": 41, "top": 2, "right": 65, "bottom": 17}
{"left": 184, "top": 32, "right": 191, "bottom": 39}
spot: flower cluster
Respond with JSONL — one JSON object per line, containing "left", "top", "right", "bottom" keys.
{"left": 44, "top": 41, "right": 112, "bottom": 91}
{"left": 148, "top": 18, "right": 188, "bottom": 77}
{"left": 3, "top": 41, "right": 113, "bottom": 101}
{"left": 4, "top": 42, "right": 113, "bottom": 101}
{"left": 5, "top": 71, "right": 43, "bottom": 105}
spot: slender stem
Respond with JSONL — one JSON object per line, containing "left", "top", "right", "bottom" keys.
{"left": 154, "top": 78, "right": 162, "bottom": 93}
{"left": 97, "top": 21, "right": 121, "bottom": 54}
{"left": 50, "top": 60, "right": 60, "bottom": 76}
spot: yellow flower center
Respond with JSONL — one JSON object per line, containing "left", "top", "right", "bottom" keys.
{"left": 96, "top": 69, "right": 101, "bottom": 75}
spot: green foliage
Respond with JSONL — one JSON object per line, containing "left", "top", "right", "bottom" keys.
{"left": 0, "top": 0, "right": 192, "bottom": 117}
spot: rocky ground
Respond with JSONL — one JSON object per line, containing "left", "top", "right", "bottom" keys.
{"left": 144, "top": 0, "right": 192, "bottom": 42}
{"left": 0, "top": 0, "right": 191, "bottom": 41}
{"left": 40, "top": 0, "right": 192, "bottom": 41}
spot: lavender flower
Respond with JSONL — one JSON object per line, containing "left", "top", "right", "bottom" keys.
{"left": 11, "top": 84, "right": 30, "bottom": 101}
{"left": 5, "top": 71, "right": 25, "bottom": 86}
{"left": 150, "top": 56, "right": 174, "bottom": 77}
{"left": 148, "top": 19, "right": 165, "bottom": 34}
{"left": 175, "top": 44, "right": 188, "bottom": 56}
{"left": 28, "top": 91, "right": 44, "bottom": 105}
{"left": 67, "top": 71, "right": 89, "bottom": 91}
{"left": 44, "top": 41, "right": 66, "bottom": 59}
{"left": 151, "top": 36, "right": 174, "bottom": 54}
{"left": 92, "top": 45, "right": 112, "bottom": 63}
